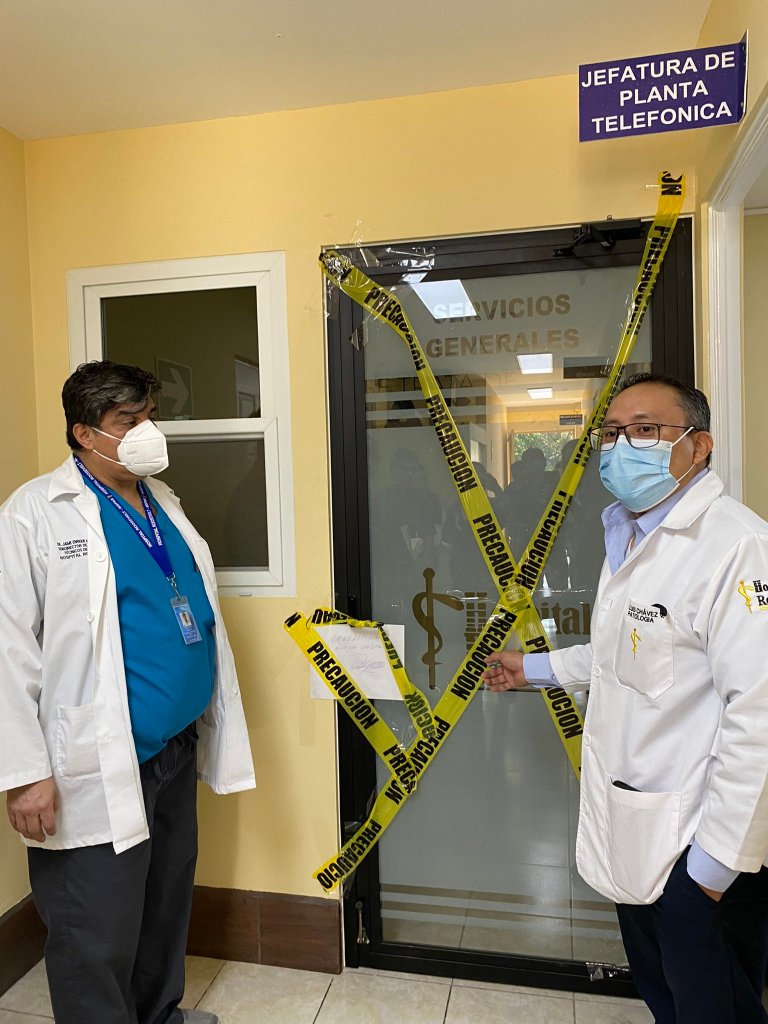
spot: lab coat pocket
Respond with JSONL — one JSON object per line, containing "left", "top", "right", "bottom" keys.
{"left": 605, "top": 779, "right": 682, "bottom": 903}
{"left": 55, "top": 704, "right": 100, "bottom": 779}
{"left": 613, "top": 596, "right": 674, "bottom": 699}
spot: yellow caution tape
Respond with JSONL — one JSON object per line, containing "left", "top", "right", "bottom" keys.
{"left": 312, "top": 603, "right": 519, "bottom": 890}
{"left": 286, "top": 611, "right": 420, "bottom": 791}
{"left": 299, "top": 171, "right": 685, "bottom": 890}
{"left": 308, "top": 608, "right": 437, "bottom": 742}
{"left": 515, "top": 171, "right": 686, "bottom": 595}
{"left": 318, "top": 275, "right": 584, "bottom": 759}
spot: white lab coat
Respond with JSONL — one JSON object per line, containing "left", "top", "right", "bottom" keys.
{"left": 550, "top": 471, "right": 768, "bottom": 904}
{"left": 0, "top": 457, "right": 255, "bottom": 854}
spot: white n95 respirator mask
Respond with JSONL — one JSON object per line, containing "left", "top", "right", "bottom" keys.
{"left": 93, "top": 419, "right": 169, "bottom": 477}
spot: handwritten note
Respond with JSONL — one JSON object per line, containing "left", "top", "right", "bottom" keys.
{"left": 309, "top": 624, "right": 406, "bottom": 701}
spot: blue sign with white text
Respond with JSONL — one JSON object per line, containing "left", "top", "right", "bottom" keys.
{"left": 579, "top": 37, "right": 748, "bottom": 142}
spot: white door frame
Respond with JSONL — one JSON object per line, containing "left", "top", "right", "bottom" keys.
{"left": 706, "top": 87, "right": 768, "bottom": 501}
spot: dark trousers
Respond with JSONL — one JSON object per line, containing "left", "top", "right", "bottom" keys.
{"left": 28, "top": 726, "right": 198, "bottom": 1024}
{"left": 617, "top": 850, "right": 768, "bottom": 1024}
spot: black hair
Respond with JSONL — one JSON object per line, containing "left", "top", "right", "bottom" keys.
{"left": 620, "top": 372, "right": 711, "bottom": 430}
{"left": 619, "top": 372, "right": 711, "bottom": 464}
{"left": 62, "top": 361, "right": 161, "bottom": 451}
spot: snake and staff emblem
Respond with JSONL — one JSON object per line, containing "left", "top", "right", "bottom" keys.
{"left": 630, "top": 627, "right": 641, "bottom": 659}
{"left": 738, "top": 580, "right": 755, "bottom": 613}
{"left": 413, "top": 568, "right": 464, "bottom": 689}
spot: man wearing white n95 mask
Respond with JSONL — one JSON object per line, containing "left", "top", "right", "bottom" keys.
{"left": 483, "top": 374, "right": 768, "bottom": 1024}
{"left": 0, "top": 361, "right": 255, "bottom": 1024}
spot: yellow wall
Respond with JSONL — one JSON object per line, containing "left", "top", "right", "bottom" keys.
{"left": 0, "top": 126, "right": 37, "bottom": 915}
{"left": 696, "top": 0, "right": 768, "bottom": 199}
{"left": 27, "top": 3, "right": 768, "bottom": 895}
{"left": 23, "top": 76, "right": 701, "bottom": 897}
{"left": 744, "top": 213, "right": 768, "bottom": 518}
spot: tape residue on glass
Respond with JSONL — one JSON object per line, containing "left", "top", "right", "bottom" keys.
{"left": 286, "top": 171, "right": 685, "bottom": 891}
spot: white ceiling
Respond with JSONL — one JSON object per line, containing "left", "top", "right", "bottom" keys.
{"left": 0, "top": 0, "right": 713, "bottom": 140}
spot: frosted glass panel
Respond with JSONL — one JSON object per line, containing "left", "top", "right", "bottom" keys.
{"left": 363, "top": 266, "right": 650, "bottom": 963}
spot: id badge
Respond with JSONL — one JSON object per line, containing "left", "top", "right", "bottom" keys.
{"left": 171, "top": 596, "right": 202, "bottom": 645}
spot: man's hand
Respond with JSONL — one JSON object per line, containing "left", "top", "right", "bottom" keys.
{"left": 6, "top": 777, "right": 58, "bottom": 842}
{"left": 697, "top": 883, "right": 723, "bottom": 902}
{"left": 482, "top": 651, "right": 528, "bottom": 691}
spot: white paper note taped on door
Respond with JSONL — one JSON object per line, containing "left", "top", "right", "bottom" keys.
{"left": 309, "top": 624, "right": 406, "bottom": 701}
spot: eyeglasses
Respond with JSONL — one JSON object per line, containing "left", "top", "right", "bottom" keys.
{"left": 588, "top": 423, "right": 691, "bottom": 451}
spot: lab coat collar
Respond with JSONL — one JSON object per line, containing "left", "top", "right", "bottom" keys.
{"left": 48, "top": 455, "right": 88, "bottom": 500}
{"left": 47, "top": 456, "right": 174, "bottom": 507}
{"left": 661, "top": 469, "right": 724, "bottom": 529}
{"left": 635, "top": 468, "right": 710, "bottom": 535}
{"left": 48, "top": 456, "right": 110, "bottom": 544}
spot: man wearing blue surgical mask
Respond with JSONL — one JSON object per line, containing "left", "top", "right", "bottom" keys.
{"left": 596, "top": 390, "right": 708, "bottom": 514}
{"left": 0, "top": 361, "right": 255, "bottom": 1024}
{"left": 484, "top": 374, "right": 768, "bottom": 1024}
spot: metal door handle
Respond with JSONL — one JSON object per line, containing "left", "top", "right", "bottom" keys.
{"left": 355, "top": 900, "right": 370, "bottom": 945}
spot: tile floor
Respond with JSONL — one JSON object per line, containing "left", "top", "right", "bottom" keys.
{"left": 0, "top": 956, "right": 654, "bottom": 1023}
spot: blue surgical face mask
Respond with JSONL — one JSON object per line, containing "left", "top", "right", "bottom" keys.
{"left": 599, "top": 429, "right": 695, "bottom": 513}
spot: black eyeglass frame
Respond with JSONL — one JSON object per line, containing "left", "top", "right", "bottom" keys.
{"left": 588, "top": 422, "right": 696, "bottom": 451}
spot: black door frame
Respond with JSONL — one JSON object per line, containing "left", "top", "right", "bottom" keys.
{"left": 326, "top": 218, "right": 694, "bottom": 997}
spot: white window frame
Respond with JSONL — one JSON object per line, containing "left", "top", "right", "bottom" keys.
{"left": 66, "top": 252, "right": 296, "bottom": 597}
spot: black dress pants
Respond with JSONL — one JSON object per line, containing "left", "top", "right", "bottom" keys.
{"left": 617, "top": 849, "right": 768, "bottom": 1024}
{"left": 28, "top": 726, "right": 198, "bottom": 1024}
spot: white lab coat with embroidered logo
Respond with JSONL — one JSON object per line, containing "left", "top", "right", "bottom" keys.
{"left": 550, "top": 471, "right": 768, "bottom": 904}
{"left": 0, "top": 457, "right": 255, "bottom": 854}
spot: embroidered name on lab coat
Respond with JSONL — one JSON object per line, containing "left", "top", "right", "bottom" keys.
{"left": 627, "top": 602, "right": 663, "bottom": 624}
{"left": 57, "top": 538, "right": 88, "bottom": 560}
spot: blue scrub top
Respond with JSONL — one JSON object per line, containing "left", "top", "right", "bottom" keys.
{"left": 83, "top": 471, "right": 216, "bottom": 763}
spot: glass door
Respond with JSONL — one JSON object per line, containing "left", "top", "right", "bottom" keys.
{"left": 328, "top": 220, "right": 693, "bottom": 995}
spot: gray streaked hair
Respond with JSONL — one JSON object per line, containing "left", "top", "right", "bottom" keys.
{"left": 62, "top": 360, "right": 161, "bottom": 450}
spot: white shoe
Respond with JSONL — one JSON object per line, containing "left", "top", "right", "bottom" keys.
{"left": 181, "top": 1011, "right": 219, "bottom": 1024}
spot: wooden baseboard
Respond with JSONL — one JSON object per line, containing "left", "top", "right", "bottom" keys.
{"left": 187, "top": 886, "right": 342, "bottom": 974}
{"left": 0, "top": 884, "right": 341, "bottom": 998}
{"left": 0, "top": 895, "right": 46, "bottom": 996}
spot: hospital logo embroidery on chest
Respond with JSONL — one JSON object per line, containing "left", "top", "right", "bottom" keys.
{"left": 57, "top": 538, "right": 88, "bottom": 560}
{"left": 738, "top": 579, "right": 768, "bottom": 613}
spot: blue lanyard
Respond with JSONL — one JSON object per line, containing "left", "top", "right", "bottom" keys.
{"left": 74, "top": 456, "right": 179, "bottom": 596}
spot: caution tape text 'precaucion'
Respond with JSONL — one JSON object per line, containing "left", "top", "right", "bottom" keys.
{"left": 287, "top": 171, "right": 685, "bottom": 890}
